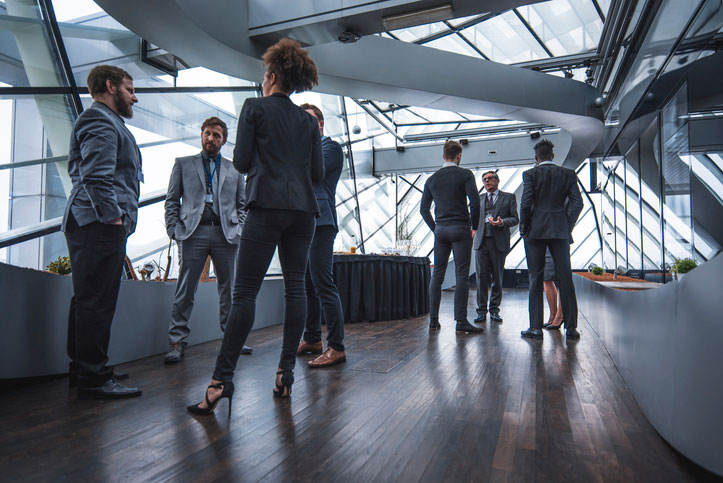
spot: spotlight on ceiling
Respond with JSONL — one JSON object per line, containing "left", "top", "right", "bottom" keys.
{"left": 530, "top": 131, "right": 541, "bottom": 140}
{"left": 564, "top": 70, "right": 574, "bottom": 79}
{"left": 382, "top": 4, "right": 454, "bottom": 31}
{"left": 460, "top": 138, "right": 468, "bottom": 145}
{"left": 396, "top": 145, "right": 405, "bottom": 152}
{"left": 352, "top": 125, "right": 362, "bottom": 135}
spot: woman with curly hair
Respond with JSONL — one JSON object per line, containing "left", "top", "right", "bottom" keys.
{"left": 188, "top": 38, "right": 323, "bottom": 415}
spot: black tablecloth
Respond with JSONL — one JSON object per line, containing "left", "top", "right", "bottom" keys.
{"left": 333, "top": 254, "right": 431, "bottom": 323}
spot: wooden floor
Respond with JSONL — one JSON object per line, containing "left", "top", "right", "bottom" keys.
{"left": 1, "top": 289, "right": 718, "bottom": 483}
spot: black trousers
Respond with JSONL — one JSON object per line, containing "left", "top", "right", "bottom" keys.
{"left": 429, "top": 224, "right": 473, "bottom": 322}
{"left": 65, "top": 213, "right": 127, "bottom": 386}
{"left": 524, "top": 237, "right": 578, "bottom": 330}
{"left": 213, "top": 208, "right": 315, "bottom": 382}
{"left": 475, "top": 237, "right": 506, "bottom": 316}
{"left": 304, "top": 225, "right": 345, "bottom": 351}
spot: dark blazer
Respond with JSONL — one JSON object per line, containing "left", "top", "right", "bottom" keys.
{"left": 519, "top": 162, "right": 583, "bottom": 240}
{"left": 164, "top": 153, "right": 246, "bottom": 244}
{"left": 315, "top": 136, "right": 343, "bottom": 230}
{"left": 233, "top": 93, "right": 324, "bottom": 214}
{"left": 62, "top": 101, "right": 141, "bottom": 236}
{"left": 473, "top": 190, "right": 519, "bottom": 252}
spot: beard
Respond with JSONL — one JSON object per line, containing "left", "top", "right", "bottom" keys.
{"left": 114, "top": 90, "right": 133, "bottom": 118}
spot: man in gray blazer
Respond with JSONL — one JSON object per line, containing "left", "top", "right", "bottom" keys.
{"left": 164, "top": 117, "right": 248, "bottom": 363}
{"left": 63, "top": 65, "right": 142, "bottom": 399}
{"left": 520, "top": 139, "right": 583, "bottom": 340}
{"left": 473, "top": 171, "right": 519, "bottom": 323}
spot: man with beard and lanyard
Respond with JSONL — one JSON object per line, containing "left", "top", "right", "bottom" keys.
{"left": 164, "top": 117, "right": 250, "bottom": 363}
{"left": 63, "top": 65, "right": 142, "bottom": 399}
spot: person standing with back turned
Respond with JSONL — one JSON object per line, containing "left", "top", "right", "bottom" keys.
{"left": 519, "top": 139, "right": 583, "bottom": 340}
{"left": 296, "top": 103, "right": 347, "bottom": 368}
{"left": 420, "top": 140, "right": 483, "bottom": 333}
{"left": 187, "top": 38, "right": 323, "bottom": 415}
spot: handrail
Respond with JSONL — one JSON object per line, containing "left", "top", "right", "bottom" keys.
{"left": 0, "top": 190, "right": 166, "bottom": 249}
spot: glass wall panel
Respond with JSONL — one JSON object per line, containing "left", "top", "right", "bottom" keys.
{"left": 613, "top": 160, "right": 627, "bottom": 268}
{"left": 600, "top": 160, "right": 617, "bottom": 269}
{"left": 625, "top": 143, "right": 643, "bottom": 270}
{"left": 517, "top": 0, "right": 602, "bottom": 56}
{"left": 661, "top": 85, "right": 693, "bottom": 268}
{"left": 689, "top": 152, "right": 723, "bottom": 260}
{"left": 639, "top": 118, "right": 663, "bottom": 271}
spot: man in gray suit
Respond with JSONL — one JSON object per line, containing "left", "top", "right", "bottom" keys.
{"left": 63, "top": 65, "right": 142, "bottom": 399}
{"left": 164, "top": 117, "right": 248, "bottom": 363}
{"left": 473, "top": 171, "right": 519, "bottom": 323}
{"left": 520, "top": 139, "right": 583, "bottom": 340}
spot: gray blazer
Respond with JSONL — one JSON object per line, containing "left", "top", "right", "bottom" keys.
{"left": 473, "top": 190, "right": 519, "bottom": 253}
{"left": 519, "top": 163, "right": 583, "bottom": 240}
{"left": 164, "top": 153, "right": 246, "bottom": 244}
{"left": 62, "top": 101, "right": 141, "bottom": 236}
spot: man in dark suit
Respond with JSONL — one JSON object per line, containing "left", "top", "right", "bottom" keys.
{"left": 519, "top": 139, "right": 584, "bottom": 340}
{"left": 474, "top": 171, "right": 519, "bottom": 323}
{"left": 296, "top": 103, "right": 347, "bottom": 367}
{"left": 421, "top": 140, "right": 482, "bottom": 333}
{"left": 62, "top": 65, "right": 142, "bottom": 399}
{"left": 164, "top": 117, "right": 249, "bottom": 363}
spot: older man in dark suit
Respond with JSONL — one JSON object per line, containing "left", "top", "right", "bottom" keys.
{"left": 296, "top": 103, "right": 347, "bottom": 367}
{"left": 63, "top": 65, "right": 142, "bottom": 399}
{"left": 519, "top": 139, "right": 583, "bottom": 340}
{"left": 474, "top": 171, "right": 519, "bottom": 323}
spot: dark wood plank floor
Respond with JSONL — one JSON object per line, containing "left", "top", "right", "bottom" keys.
{"left": 1, "top": 289, "right": 718, "bottom": 482}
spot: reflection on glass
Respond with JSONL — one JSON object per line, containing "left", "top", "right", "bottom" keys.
{"left": 661, "top": 85, "right": 692, "bottom": 269}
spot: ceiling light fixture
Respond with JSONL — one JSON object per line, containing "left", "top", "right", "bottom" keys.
{"left": 382, "top": 4, "right": 455, "bottom": 31}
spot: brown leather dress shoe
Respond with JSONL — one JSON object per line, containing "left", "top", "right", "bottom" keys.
{"left": 308, "top": 348, "right": 347, "bottom": 368}
{"left": 297, "top": 340, "right": 323, "bottom": 355}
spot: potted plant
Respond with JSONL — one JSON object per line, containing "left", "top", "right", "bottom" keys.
{"left": 672, "top": 258, "right": 697, "bottom": 280}
{"left": 47, "top": 256, "right": 72, "bottom": 275}
{"left": 396, "top": 209, "right": 418, "bottom": 256}
{"left": 591, "top": 266, "right": 604, "bottom": 276}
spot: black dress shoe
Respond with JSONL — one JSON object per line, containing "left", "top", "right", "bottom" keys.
{"left": 521, "top": 328, "right": 543, "bottom": 339}
{"left": 429, "top": 318, "right": 441, "bottom": 330}
{"left": 70, "top": 371, "right": 128, "bottom": 388}
{"left": 474, "top": 314, "right": 486, "bottom": 323}
{"left": 241, "top": 345, "right": 253, "bottom": 355}
{"left": 456, "top": 320, "right": 484, "bottom": 333}
{"left": 489, "top": 313, "right": 503, "bottom": 322}
{"left": 566, "top": 329, "right": 581, "bottom": 340}
{"left": 77, "top": 380, "right": 142, "bottom": 399}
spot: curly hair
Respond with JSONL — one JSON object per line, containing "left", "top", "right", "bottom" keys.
{"left": 262, "top": 38, "right": 319, "bottom": 93}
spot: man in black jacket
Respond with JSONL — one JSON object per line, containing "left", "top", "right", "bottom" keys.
{"left": 519, "top": 139, "right": 583, "bottom": 340}
{"left": 420, "top": 140, "right": 482, "bottom": 333}
{"left": 296, "top": 103, "right": 347, "bottom": 367}
{"left": 473, "top": 171, "right": 519, "bottom": 323}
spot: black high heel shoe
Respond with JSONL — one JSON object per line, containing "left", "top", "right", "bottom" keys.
{"left": 187, "top": 381, "right": 234, "bottom": 415}
{"left": 544, "top": 321, "right": 564, "bottom": 330}
{"left": 273, "top": 369, "right": 294, "bottom": 398}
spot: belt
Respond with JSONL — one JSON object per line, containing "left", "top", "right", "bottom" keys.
{"left": 199, "top": 218, "right": 222, "bottom": 226}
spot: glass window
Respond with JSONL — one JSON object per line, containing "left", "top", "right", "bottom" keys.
{"left": 459, "top": 11, "right": 549, "bottom": 64}
{"left": 517, "top": 0, "right": 602, "bottom": 57}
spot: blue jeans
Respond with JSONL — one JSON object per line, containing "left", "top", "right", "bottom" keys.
{"left": 213, "top": 207, "right": 315, "bottom": 381}
{"left": 304, "top": 225, "right": 345, "bottom": 351}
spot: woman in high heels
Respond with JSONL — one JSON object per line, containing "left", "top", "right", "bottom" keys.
{"left": 188, "top": 38, "right": 323, "bottom": 415}
{"left": 542, "top": 248, "right": 564, "bottom": 329}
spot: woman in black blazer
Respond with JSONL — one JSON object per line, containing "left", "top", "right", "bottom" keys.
{"left": 188, "top": 39, "right": 323, "bottom": 415}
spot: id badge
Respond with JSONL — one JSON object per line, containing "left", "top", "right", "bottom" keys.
{"left": 206, "top": 193, "right": 213, "bottom": 203}
{"left": 137, "top": 168, "right": 144, "bottom": 183}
